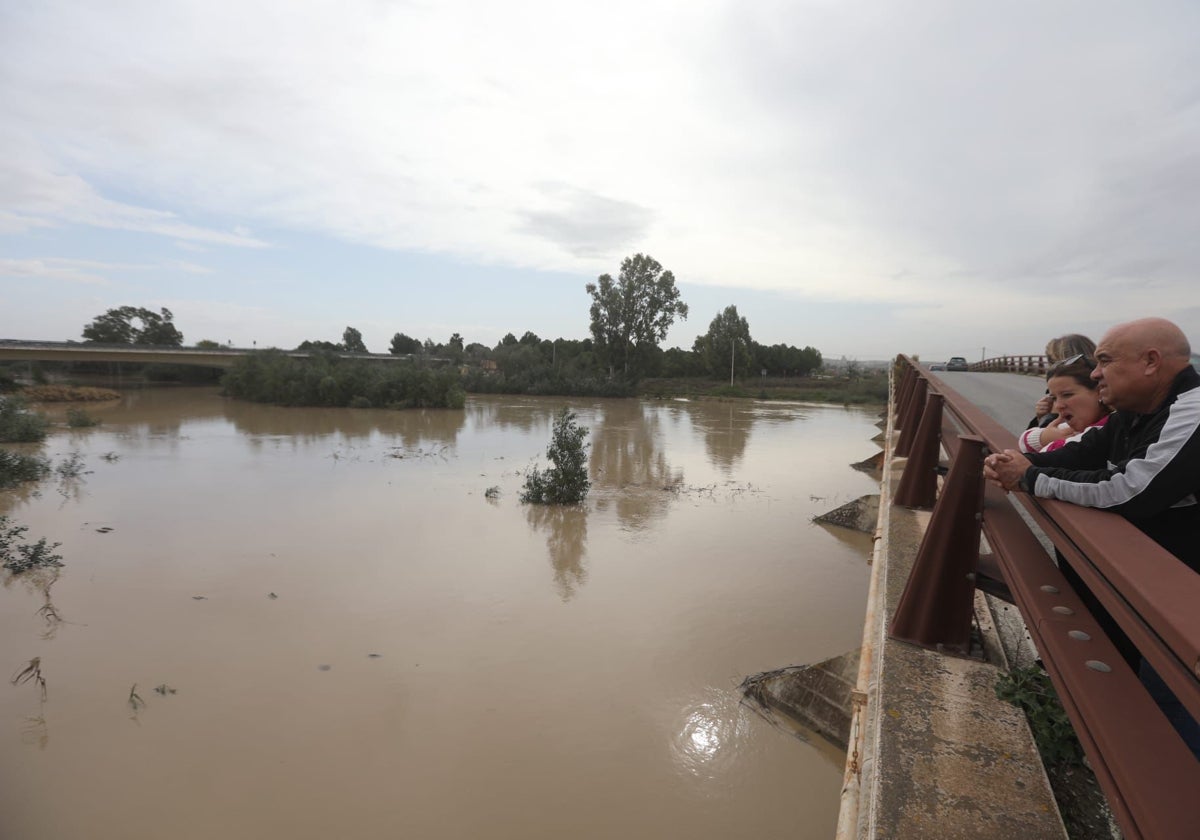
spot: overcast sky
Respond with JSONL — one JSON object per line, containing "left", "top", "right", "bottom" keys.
{"left": 3, "top": 1, "right": 1199, "bottom": 361}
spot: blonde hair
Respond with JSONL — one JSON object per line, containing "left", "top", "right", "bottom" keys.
{"left": 1044, "top": 334, "right": 1096, "bottom": 364}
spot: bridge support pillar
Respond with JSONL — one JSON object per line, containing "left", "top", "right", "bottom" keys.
{"left": 889, "top": 435, "right": 986, "bottom": 654}
{"left": 893, "top": 393, "right": 943, "bottom": 509}
{"left": 894, "top": 365, "right": 917, "bottom": 427}
{"left": 893, "top": 378, "right": 927, "bottom": 458}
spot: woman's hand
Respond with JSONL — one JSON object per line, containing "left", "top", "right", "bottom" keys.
{"left": 1034, "top": 394, "right": 1054, "bottom": 419}
{"left": 1039, "top": 422, "right": 1073, "bottom": 446}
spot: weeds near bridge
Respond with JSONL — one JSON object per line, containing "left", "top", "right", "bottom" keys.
{"left": 995, "top": 665, "right": 1083, "bottom": 766}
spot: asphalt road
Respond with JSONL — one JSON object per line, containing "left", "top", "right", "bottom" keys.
{"left": 926, "top": 369, "right": 1047, "bottom": 434}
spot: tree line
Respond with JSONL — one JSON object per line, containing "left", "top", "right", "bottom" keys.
{"left": 74, "top": 254, "right": 825, "bottom": 407}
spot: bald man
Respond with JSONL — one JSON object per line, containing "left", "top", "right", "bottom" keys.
{"left": 985, "top": 317, "right": 1200, "bottom": 572}
{"left": 985, "top": 317, "right": 1200, "bottom": 755}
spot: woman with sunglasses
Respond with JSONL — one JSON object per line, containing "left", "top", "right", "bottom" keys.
{"left": 1029, "top": 333, "right": 1097, "bottom": 429}
{"left": 1019, "top": 354, "right": 1112, "bottom": 453}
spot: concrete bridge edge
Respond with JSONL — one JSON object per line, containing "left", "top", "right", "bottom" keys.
{"left": 835, "top": 379, "right": 1068, "bottom": 840}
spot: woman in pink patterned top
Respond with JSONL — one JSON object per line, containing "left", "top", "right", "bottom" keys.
{"left": 1018, "top": 354, "right": 1112, "bottom": 454}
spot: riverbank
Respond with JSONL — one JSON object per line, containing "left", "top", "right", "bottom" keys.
{"left": 639, "top": 375, "right": 890, "bottom": 405}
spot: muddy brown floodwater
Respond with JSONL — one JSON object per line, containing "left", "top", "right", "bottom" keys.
{"left": 1, "top": 388, "right": 878, "bottom": 840}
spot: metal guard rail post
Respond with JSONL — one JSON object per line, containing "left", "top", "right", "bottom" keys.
{"left": 887, "top": 354, "right": 1200, "bottom": 840}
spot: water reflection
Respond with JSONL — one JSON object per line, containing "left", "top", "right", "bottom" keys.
{"left": 590, "top": 404, "right": 683, "bottom": 534}
{"left": 524, "top": 504, "right": 588, "bottom": 600}
{"left": 226, "top": 400, "right": 467, "bottom": 448}
{"left": 683, "top": 403, "right": 754, "bottom": 474}
{"left": 670, "top": 688, "right": 752, "bottom": 782}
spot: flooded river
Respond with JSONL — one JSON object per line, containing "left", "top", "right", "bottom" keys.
{"left": 1, "top": 388, "right": 878, "bottom": 839}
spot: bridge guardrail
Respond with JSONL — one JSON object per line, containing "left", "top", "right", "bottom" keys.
{"left": 971, "top": 354, "right": 1048, "bottom": 374}
{"left": 888, "top": 354, "right": 1200, "bottom": 840}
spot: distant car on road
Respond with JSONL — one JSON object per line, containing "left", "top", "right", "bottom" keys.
{"left": 947, "top": 356, "right": 969, "bottom": 371}
{"left": 929, "top": 362, "right": 947, "bottom": 371}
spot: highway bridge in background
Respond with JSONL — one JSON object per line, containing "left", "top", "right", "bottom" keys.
{"left": 0, "top": 339, "right": 438, "bottom": 368}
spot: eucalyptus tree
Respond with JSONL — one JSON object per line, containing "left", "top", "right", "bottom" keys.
{"left": 586, "top": 253, "right": 688, "bottom": 381}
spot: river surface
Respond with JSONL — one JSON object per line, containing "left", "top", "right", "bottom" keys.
{"left": 1, "top": 388, "right": 879, "bottom": 840}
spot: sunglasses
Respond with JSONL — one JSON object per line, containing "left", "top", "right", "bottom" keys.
{"left": 1048, "top": 352, "right": 1096, "bottom": 374}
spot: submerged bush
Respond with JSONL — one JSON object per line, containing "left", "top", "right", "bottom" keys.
{"left": 0, "top": 515, "right": 63, "bottom": 574}
{"left": 0, "top": 449, "right": 51, "bottom": 489}
{"left": 66, "top": 408, "right": 101, "bottom": 428}
{"left": 0, "top": 396, "right": 49, "bottom": 443}
{"left": 520, "top": 408, "right": 591, "bottom": 505}
{"left": 222, "top": 351, "right": 465, "bottom": 409}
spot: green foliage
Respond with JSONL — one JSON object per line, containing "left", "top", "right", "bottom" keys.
{"left": 695, "top": 305, "right": 753, "bottom": 380}
{"left": 82, "top": 306, "right": 183, "bottom": 346}
{"left": 389, "top": 333, "right": 422, "bottom": 355}
{"left": 520, "top": 408, "right": 591, "bottom": 504}
{"left": 751, "top": 342, "right": 822, "bottom": 378}
{"left": 66, "top": 408, "right": 100, "bottom": 428}
{"left": 0, "top": 396, "right": 49, "bottom": 442}
{"left": 342, "top": 326, "right": 368, "bottom": 353}
{"left": 586, "top": 253, "right": 689, "bottom": 381}
{"left": 221, "top": 351, "right": 465, "bottom": 409}
{"left": 0, "top": 449, "right": 51, "bottom": 489}
{"left": 995, "top": 666, "right": 1084, "bottom": 767}
{"left": 0, "top": 515, "right": 64, "bottom": 574}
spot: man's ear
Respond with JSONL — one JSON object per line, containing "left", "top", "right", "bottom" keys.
{"left": 1144, "top": 348, "right": 1162, "bottom": 375}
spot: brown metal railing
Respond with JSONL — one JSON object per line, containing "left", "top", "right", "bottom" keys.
{"left": 888, "top": 355, "right": 1200, "bottom": 840}
{"left": 972, "top": 354, "right": 1048, "bottom": 374}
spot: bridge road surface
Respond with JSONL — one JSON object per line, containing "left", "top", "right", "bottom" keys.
{"left": 927, "top": 369, "right": 1049, "bottom": 438}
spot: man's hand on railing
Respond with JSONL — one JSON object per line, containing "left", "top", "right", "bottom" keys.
{"left": 984, "top": 450, "right": 1032, "bottom": 493}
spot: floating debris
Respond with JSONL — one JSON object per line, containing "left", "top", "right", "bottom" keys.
{"left": 367, "top": 653, "right": 382, "bottom": 659}
{"left": 95, "top": 526, "right": 114, "bottom": 534}
{"left": 154, "top": 684, "right": 177, "bottom": 696}
{"left": 267, "top": 592, "right": 278, "bottom": 600}
{"left": 318, "top": 664, "right": 332, "bottom": 671}
{"left": 128, "top": 684, "right": 146, "bottom": 711}
{"left": 191, "top": 595, "right": 207, "bottom": 601}
{"left": 484, "top": 486, "right": 501, "bottom": 499}
{"left": 11, "top": 657, "right": 47, "bottom": 699}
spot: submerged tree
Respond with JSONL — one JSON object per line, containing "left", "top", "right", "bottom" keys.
{"left": 586, "top": 253, "right": 688, "bottom": 381}
{"left": 520, "top": 408, "right": 591, "bottom": 504}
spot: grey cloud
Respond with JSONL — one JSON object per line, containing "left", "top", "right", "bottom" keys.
{"left": 717, "top": 2, "right": 1200, "bottom": 297}
{"left": 520, "top": 185, "right": 653, "bottom": 259}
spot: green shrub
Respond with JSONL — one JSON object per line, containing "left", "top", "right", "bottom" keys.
{"left": 520, "top": 408, "right": 591, "bottom": 504}
{"left": 0, "top": 515, "right": 63, "bottom": 574}
{"left": 0, "top": 396, "right": 49, "bottom": 442}
{"left": 995, "top": 665, "right": 1083, "bottom": 767}
{"left": 0, "top": 449, "right": 51, "bottom": 489}
{"left": 221, "top": 351, "right": 465, "bottom": 409}
{"left": 66, "top": 408, "right": 100, "bottom": 428}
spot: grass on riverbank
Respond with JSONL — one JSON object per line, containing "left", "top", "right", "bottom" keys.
{"left": 19, "top": 385, "right": 122, "bottom": 402}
